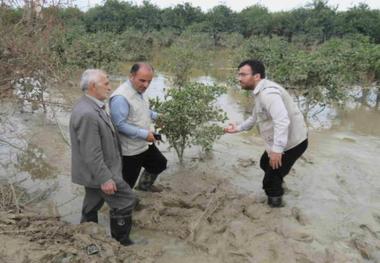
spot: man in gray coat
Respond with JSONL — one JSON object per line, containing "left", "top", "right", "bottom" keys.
{"left": 70, "top": 69, "right": 137, "bottom": 246}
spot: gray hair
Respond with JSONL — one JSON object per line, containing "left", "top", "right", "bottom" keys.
{"left": 80, "top": 69, "right": 106, "bottom": 92}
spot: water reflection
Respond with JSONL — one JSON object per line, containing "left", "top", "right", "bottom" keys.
{"left": 1, "top": 72, "right": 378, "bottom": 225}
{"left": 15, "top": 143, "right": 57, "bottom": 180}
{"left": 135, "top": 73, "right": 380, "bottom": 134}
{"left": 335, "top": 108, "right": 380, "bottom": 136}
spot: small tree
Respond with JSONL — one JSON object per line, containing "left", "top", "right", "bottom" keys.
{"left": 151, "top": 82, "right": 227, "bottom": 163}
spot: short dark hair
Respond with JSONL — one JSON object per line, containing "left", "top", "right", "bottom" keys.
{"left": 238, "top": 59, "right": 266, "bottom": 79}
{"left": 130, "top": 63, "right": 154, "bottom": 74}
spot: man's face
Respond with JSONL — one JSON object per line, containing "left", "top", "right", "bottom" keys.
{"left": 130, "top": 67, "right": 153, "bottom": 93}
{"left": 92, "top": 73, "right": 111, "bottom": 101}
{"left": 237, "top": 65, "right": 260, "bottom": 90}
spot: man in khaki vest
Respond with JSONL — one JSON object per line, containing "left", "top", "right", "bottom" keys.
{"left": 110, "top": 63, "right": 167, "bottom": 192}
{"left": 225, "top": 59, "right": 308, "bottom": 208}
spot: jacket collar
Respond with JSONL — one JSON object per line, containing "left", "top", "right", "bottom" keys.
{"left": 126, "top": 79, "right": 144, "bottom": 97}
{"left": 253, "top": 79, "right": 267, "bottom": 95}
{"left": 82, "top": 95, "right": 115, "bottom": 135}
{"left": 85, "top": 94, "right": 105, "bottom": 109}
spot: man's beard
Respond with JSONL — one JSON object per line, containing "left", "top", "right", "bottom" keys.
{"left": 240, "top": 83, "right": 253, "bottom": 90}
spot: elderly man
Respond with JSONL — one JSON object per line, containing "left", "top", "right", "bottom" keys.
{"left": 110, "top": 63, "right": 167, "bottom": 192}
{"left": 69, "top": 69, "right": 137, "bottom": 245}
{"left": 225, "top": 60, "right": 308, "bottom": 208}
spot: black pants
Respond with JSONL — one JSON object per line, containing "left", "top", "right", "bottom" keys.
{"left": 260, "top": 139, "right": 308, "bottom": 197}
{"left": 122, "top": 144, "right": 167, "bottom": 188}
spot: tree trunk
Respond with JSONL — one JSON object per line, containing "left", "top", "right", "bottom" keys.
{"left": 360, "top": 87, "right": 369, "bottom": 107}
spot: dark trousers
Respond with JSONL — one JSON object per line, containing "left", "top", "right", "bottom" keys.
{"left": 122, "top": 144, "right": 167, "bottom": 188}
{"left": 81, "top": 179, "right": 136, "bottom": 223}
{"left": 260, "top": 139, "right": 308, "bottom": 197}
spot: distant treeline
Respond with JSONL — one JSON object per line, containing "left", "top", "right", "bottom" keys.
{"left": 1, "top": 0, "right": 379, "bottom": 110}
{"left": 2, "top": 0, "right": 380, "bottom": 44}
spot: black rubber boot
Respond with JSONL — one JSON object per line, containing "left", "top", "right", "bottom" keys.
{"left": 110, "top": 215, "right": 134, "bottom": 246}
{"left": 80, "top": 211, "right": 98, "bottom": 223}
{"left": 136, "top": 170, "right": 162, "bottom": 192}
{"left": 267, "top": 196, "right": 283, "bottom": 208}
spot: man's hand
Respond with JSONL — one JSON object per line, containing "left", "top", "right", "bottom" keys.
{"left": 224, "top": 122, "right": 239, "bottom": 133}
{"left": 146, "top": 132, "right": 155, "bottom": 142}
{"left": 101, "top": 179, "right": 117, "bottom": 195}
{"left": 269, "top": 152, "right": 283, "bottom": 170}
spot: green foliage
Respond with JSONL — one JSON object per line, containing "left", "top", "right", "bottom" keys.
{"left": 119, "top": 29, "right": 154, "bottom": 61}
{"left": 234, "top": 36, "right": 293, "bottom": 78}
{"left": 49, "top": 28, "right": 154, "bottom": 72}
{"left": 303, "top": 0, "right": 337, "bottom": 43}
{"left": 84, "top": 0, "right": 135, "bottom": 33}
{"left": 217, "top": 32, "right": 245, "bottom": 49}
{"left": 160, "top": 3, "right": 203, "bottom": 33}
{"left": 151, "top": 83, "right": 227, "bottom": 163}
{"left": 59, "top": 31, "right": 123, "bottom": 71}
{"left": 160, "top": 37, "right": 211, "bottom": 87}
{"left": 235, "top": 35, "right": 380, "bottom": 113}
{"left": 239, "top": 5, "right": 272, "bottom": 37}
{"left": 190, "top": 5, "right": 240, "bottom": 46}
{"left": 57, "top": 7, "right": 84, "bottom": 27}
{"left": 0, "top": 10, "right": 65, "bottom": 98}
{"left": 46, "top": 1, "right": 380, "bottom": 44}
{"left": 336, "top": 4, "right": 380, "bottom": 43}
{"left": 0, "top": 6, "right": 22, "bottom": 25}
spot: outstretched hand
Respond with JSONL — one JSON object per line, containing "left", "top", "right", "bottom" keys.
{"left": 224, "top": 122, "right": 239, "bottom": 133}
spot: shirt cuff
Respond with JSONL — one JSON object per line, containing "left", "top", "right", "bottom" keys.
{"left": 137, "top": 128, "right": 149, "bottom": 140}
{"left": 101, "top": 178, "right": 113, "bottom": 186}
{"left": 271, "top": 145, "right": 284, "bottom": 153}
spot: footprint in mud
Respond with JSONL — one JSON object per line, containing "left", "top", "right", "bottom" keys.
{"left": 373, "top": 213, "right": 380, "bottom": 225}
{"left": 282, "top": 183, "right": 300, "bottom": 197}
{"left": 291, "top": 207, "right": 309, "bottom": 226}
{"left": 300, "top": 155, "right": 313, "bottom": 164}
{"left": 360, "top": 224, "right": 378, "bottom": 239}
{"left": 291, "top": 232, "right": 314, "bottom": 243}
{"left": 335, "top": 174, "right": 347, "bottom": 186}
{"left": 351, "top": 237, "right": 371, "bottom": 260}
{"left": 237, "top": 158, "right": 256, "bottom": 168}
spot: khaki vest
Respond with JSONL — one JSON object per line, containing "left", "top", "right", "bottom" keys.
{"left": 254, "top": 79, "right": 308, "bottom": 152}
{"left": 110, "top": 80, "right": 152, "bottom": 156}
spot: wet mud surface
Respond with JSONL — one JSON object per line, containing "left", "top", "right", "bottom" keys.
{"left": 1, "top": 77, "right": 380, "bottom": 262}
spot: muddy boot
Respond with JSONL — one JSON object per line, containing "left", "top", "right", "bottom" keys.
{"left": 134, "top": 196, "right": 146, "bottom": 211}
{"left": 110, "top": 215, "right": 134, "bottom": 246}
{"left": 136, "top": 170, "right": 163, "bottom": 192}
{"left": 80, "top": 211, "right": 98, "bottom": 223}
{"left": 267, "top": 196, "right": 283, "bottom": 208}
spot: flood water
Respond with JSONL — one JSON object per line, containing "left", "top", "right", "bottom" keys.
{"left": 1, "top": 73, "right": 379, "bottom": 219}
{"left": 0, "top": 73, "right": 379, "bottom": 261}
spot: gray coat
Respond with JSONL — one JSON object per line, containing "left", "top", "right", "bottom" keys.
{"left": 70, "top": 95, "right": 123, "bottom": 188}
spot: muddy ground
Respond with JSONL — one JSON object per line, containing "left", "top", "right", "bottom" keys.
{"left": 1, "top": 79, "right": 380, "bottom": 262}
{"left": 1, "top": 126, "right": 380, "bottom": 262}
